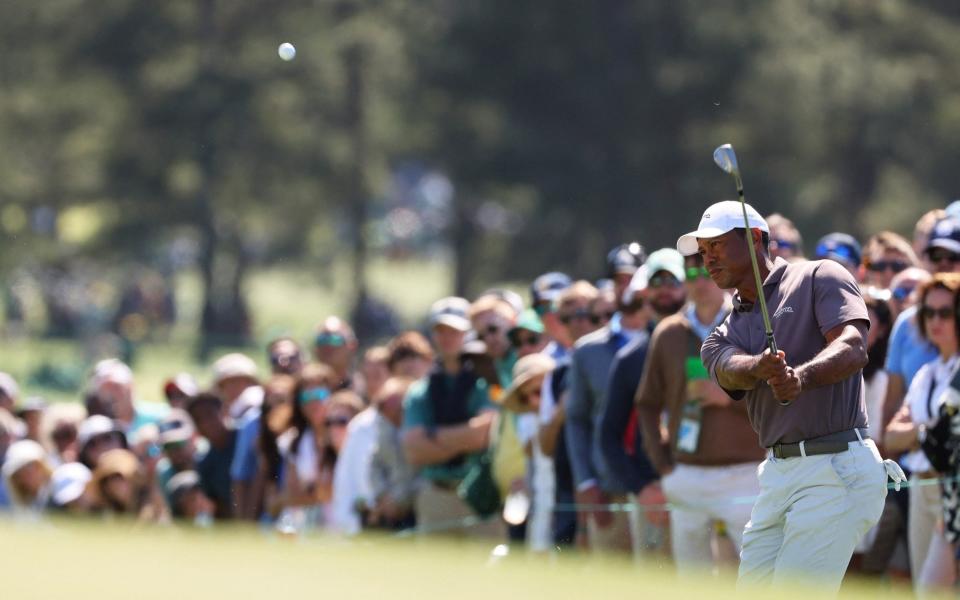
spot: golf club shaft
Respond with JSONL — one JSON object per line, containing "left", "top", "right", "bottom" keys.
{"left": 735, "top": 177, "right": 778, "bottom": 355}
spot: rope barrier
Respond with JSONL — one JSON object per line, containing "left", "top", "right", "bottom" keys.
{"left": 393, "top": 472, "right": 959, "bottom": 536}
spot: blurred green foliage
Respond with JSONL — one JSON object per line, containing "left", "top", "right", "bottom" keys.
{"left": 2, "top": 0, "right": 960, "bottom": 330}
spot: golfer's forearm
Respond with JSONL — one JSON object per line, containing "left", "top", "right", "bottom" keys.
{"left": 796, "top": 329, "right": 868, "bottom": 391}
{"left": 715, "top": 352, "right": 761, "bottom": 390}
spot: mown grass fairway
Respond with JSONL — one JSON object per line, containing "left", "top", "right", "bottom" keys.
{"left": 0, "top": 519, "right": 921, "bottom": 599}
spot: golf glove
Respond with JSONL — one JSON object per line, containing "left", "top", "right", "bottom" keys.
{"left": 883, "top": 459, "right": 907, "bottom": 492}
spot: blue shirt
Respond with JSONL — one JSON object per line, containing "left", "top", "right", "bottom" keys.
{"left": 230, "top": 410, "right": 261, "bottom": 483}
{"left": 885, "top": 306, "right": 938, "bottom": 387}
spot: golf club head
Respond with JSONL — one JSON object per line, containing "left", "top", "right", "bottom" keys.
{"left": 713, "top": 144, "right": 740, "bottom": 177}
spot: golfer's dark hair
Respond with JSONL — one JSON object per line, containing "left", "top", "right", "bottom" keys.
{"left": 733, "top": 228, "right": 771, "bottom": 254}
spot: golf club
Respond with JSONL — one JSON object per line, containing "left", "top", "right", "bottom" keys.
{"left": 713, "top": 144, "right": 787, "bottom": 402}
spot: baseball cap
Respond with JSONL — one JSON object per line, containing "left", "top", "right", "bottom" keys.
{"left": 814, "top": 233, "right": 862, "bottom": 267}
{"left": 166, "top": 470, "right": 204, "bottom": 515}
{"left": 429, "top": 296, "right": 471, "bottom": 332}
{"left": 50, "top": 462, "right": 93, "bottom": 507}
{"left": 2, "top": 439, "right": 48, "bottom": 480}
{"left": 530, "top": 272, "right": 572, "bottom": 307}
{"left": 0, "top": 372, "right": 19, "bottom": 401}
{"left": 16, "top": 396, "right": 48, "bottom": 416}
{"left": 498, "top": 354, "right": 556, "bottom": 413}
{"left": 91, "top": 359, "right": 133, "bottom": 388}
{"left": 77, "top": 415, "right": 125, "bottom": 451}
{"left": 163, "top": 373, "right": 199, "bottom": 400}
{"left": 645, "top": 248, "right": 686, "bottom": 282}
{"left": 621, "top": 265, "right": 649, "bottom": 306}
{"left": 926, "top": 218, "right": 960, "bottom": 255}
{"left": 509, "top": 308, "right": 545, "bottom": 337}
{"left": 211, "top": 353, "right": 258, "bottom": 386}
{"left": 677, "top": 201, "right": 769, "bottom": 256}
{"left": 606, "top": 243, "right": 647, "bottom": 277}
{"left": 158, "top": 409, "right": 196, "bottom": 445}
{"left": 946, "top": 200, "right": 960, "bottom": 221}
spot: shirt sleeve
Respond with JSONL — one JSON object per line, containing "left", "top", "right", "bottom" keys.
{"left": 812, "top": 260, "right": 870, "bottom": 335}
{"left": 564, "top": 347, "right": 598, "bottom": 488}
{"left": 229, "top": 417, "right": 260, "bottom": 482}
{"left": 401, "top": 379, "right": 430, "bottom": 430}
{"left": 884, "top": 310, "right": 911, "bottom": 376}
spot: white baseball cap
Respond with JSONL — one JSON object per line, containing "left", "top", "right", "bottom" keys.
{"left": 677, "top": 200, "right": 769, "bottom": 256}
{"left": 0, "top": 372, "right": 20, "bottom": 401}
{"left": 2, "top": 439, "right": 48, "bottom": 480}
{"left": 429, "top": 296, "right": 471, "bottom": 332}
{"left": 50, "top": 462, "right": 92, "bottom": 506}
{"left": 211, "top": 353, "right": 258, "bottom": 385}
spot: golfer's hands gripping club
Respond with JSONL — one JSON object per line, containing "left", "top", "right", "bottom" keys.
{"left": 752, "top": 350, "right": 801, "bottom": 404}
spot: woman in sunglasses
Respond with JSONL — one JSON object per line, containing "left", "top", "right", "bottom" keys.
{"left": 885, "top": 273, "right": 960, "bottom": 591}
{"left": 277, "top": 362, "right": 347, "bottom": 531}
{"left": 861, "top": 232, "right": 920, "bottom": 291}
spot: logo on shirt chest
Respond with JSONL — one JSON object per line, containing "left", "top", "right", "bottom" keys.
{"left": 773, "top": 306, "right": 794, "bottom": 320}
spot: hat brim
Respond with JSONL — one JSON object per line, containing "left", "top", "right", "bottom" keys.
{"left": 431, "top": 315, "right": 471, "bottom": 332}
{"left": 926, "top": 239, "right": 960, "bottom": 255}
{"left": 159, "top": 430, "right": 192, "bottom": 445}
{"left": 53, "top": 481, "right": 87, "bottom": 506}
{"left": 676, "top": 227, "right": 732, "bottom": 256}
{"left": 498, "top": 374, "right": 538, "bottom": 413}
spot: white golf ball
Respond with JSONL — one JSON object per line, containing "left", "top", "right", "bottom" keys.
{"left": 278, "top": 42, "right": 296, "bottom": 61}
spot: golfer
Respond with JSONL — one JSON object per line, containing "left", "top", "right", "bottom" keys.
{"left": 677, "top": 201, "right": 888, "bottom": 591}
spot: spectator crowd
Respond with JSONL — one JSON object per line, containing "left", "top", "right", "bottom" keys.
{"left": 6, "top": 201, "right": 960, "bottom": 591}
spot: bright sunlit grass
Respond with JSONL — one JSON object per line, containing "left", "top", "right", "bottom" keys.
{"left": 0, "top": 518, "right": 919, "bottom": 600}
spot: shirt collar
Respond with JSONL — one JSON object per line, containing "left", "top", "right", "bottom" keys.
{"left": 732, "top": 257, "right": 788, "bottom": 313}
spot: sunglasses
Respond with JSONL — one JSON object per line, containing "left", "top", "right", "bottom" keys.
{"left": 163, "top": 440, "right": 189, "bottom": 452}
{"left": 559, "top": 309, "right": 591, "bottom": 325}
{"left": 921, "top": 306, "right": 954, "bottom": 320}
{"left": 590, "top": 311, "right": 615, "bottom": 325}
{"left": 891, "top": 285, "right": 915, "bottom": 301}
{"left": 315, "top": 333, "right": 347, "bottom": 347}
{"left": 685, "top": 266, "right": 710, "bottom": 280}
{"left": 815, "top": 243, "right": 859, "bottom": 265}
{"left": 772, "top": 239, "right": 796, "bottom": 250}
{"left": 324, "top": 416, "right": 351, "bottom": 428}
{"left": 510, "top": 333, "right": 542, "bottom": 348}
{"left": 928, "top": 250, "right": 960, "bottom": 264}
{"left": 649, "top": 274, "right": 681, "bottom": 289}
{"left": 867, "top": 260, "right": 908, "bottom": 273}
{"left": 299, "top": 387, "right": 331, "bottom": 406}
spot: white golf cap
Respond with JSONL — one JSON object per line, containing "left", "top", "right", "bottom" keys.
{"left": 428, "top": 296, "right": 471, "bottom": 332}
{"left": 211, "top": 353, "right": 258, "bottom": 385}
{"left": 0, "top": 372, "right": 20, "bottom": 401}
{"left": 677, "top": 200, "right": 769, "bottom": 256}
{"left": 91, "top": 359, "right": 134, "bottom": 388}
{"left": 50, "top": 462, "right": 92, "bottom": 506}
{"left": 2, "top": 439, "right": 48, "bottom": 480}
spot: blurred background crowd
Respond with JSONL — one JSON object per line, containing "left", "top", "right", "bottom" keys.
{"left": 7, "top": 1, "right": 960, "bottom": 594}
{"left": 6, "top": 202, "right": 960, "bottom": 594}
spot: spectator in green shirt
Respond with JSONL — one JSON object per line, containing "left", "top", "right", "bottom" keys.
{"left": 401, "top": 297, "right": 499, "bottom": 537}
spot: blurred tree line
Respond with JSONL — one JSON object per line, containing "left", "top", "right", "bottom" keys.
{"left": 2, "top": 0, "right": 960, "bottom": 350}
